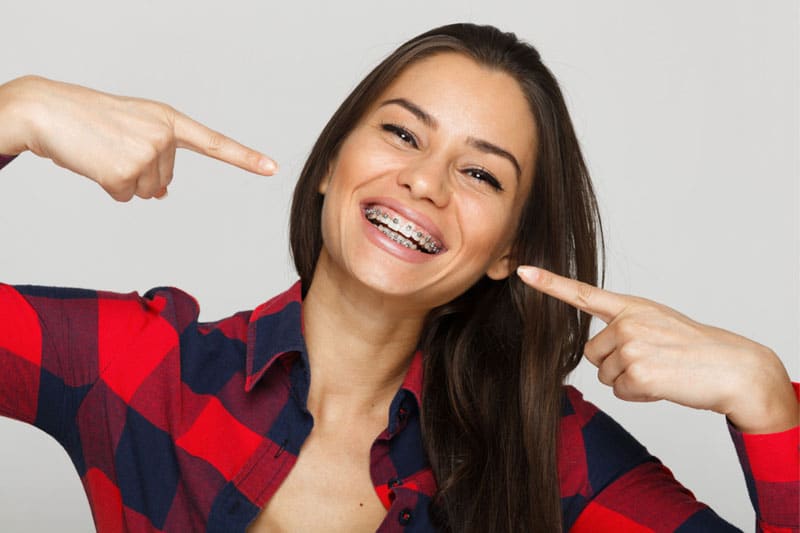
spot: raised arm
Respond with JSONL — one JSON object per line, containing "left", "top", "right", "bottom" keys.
{"left": 518, "top": 266, "right": 799, "bottom": 530}
{"left": 0, "top": 73, "right": 276, "bottom": 448}
{"left": 0, "top": 74, "right": 278, "bottom": 198}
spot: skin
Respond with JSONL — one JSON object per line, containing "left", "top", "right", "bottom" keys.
{"left": 250, "top": 53, "right": 539, "bottom": 531}
{"left": 0, "top": 52, "right": 797, "bottom": 530}
{"left": 518, "top": 266, "right": 800, "bottom": 434}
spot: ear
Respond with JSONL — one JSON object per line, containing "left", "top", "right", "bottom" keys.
{"left": 485, "top": 246, "right": 514, "bottom": 280}
{"left": 318, "top": 156, "right": 339, "bottom": 195}
{"left": 318, "top": 172, "right": 331, "bottom": 195}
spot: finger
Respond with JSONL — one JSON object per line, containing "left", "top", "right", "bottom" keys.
{"left": 157, "top": 139, "right": 176, "bottom": 190}
{"left": 611, "top": 370, "right": 658, "bottom": 402}
{"left": 106, "top": 182, "right": 137, "bottom": 202}
{"left": 517, "top": 265, "right": 627, "bottom": 323}
{"left": 596, "top": 350, "right": 626, "bottom": 387}
{"left": 134, "top": 159, "right": 162, "bottom": 199}
{"left": 583, "top": 325, "right": 617, "bottom": 368}
{"left": 171, "top": 108, "right": 278, "bottom": 176}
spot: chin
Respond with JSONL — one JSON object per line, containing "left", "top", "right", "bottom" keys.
{"left": 346, "top": 255, "right": 478, "bottom": 311}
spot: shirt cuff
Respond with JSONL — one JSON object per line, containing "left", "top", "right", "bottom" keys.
{"left": 0, "top": 153, "right": 18, "bottom": 170}
{"left": 727, "top": 382, "right": 799, "bottom": 526}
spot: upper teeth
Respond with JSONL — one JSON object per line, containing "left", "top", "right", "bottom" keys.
{"left": 364, "top": 206, "right": 442, "bottom": 254}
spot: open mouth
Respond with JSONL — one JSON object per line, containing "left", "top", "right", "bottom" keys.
{"left": 363, "top": 205, "right": 445, "bottom": 255}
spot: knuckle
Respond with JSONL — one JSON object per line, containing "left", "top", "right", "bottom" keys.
{"left": 109, "top": 162, "right": 139, "bottom": 183}
{"left": 104, "top": 180, "right": 129, "bottom": 196}
{"left": 612, "top": 382, "right": 628, "bottom": 400}
{"left": 138, "top": 143, "right": 159, "bottom": 163}
{"left": 625, "top": 361, "right": 651, "bottom": 387}
{"left": 206, "top": 132, "right": 225, "bottom": 153}
{"left": 152, "top": 127, "right": 174, "bottom": 150}
{"left": 109, "top": 188, "right": 134, "bottom": 202}
{"left": 575, "top": 282, "right": 594, "bottom": 306}
{"left": 618, "top": 341, "right": 640, "bottom": 362}
{"left": 616, "top": 319, "right": 641, "bottom": 339}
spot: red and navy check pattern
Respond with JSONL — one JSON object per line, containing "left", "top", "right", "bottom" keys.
{"left": 1, "top": 153, "right": 798, "bottom": 532}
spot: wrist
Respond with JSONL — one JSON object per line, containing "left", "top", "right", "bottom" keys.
{"left": 726, "top": 351, "right": 799, "bottom": 434}
{"left": 0, "top": 75, "right": 44, "bottom": 156}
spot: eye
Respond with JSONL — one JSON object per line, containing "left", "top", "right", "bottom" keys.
{"left": 381, "top": 123, "right": 418, "bottom": 148}
{"left": 464, "top": 167, "right": 504, "bottom": 192}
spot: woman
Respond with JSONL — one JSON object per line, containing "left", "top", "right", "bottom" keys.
{"left": 0, "top": 23, "right": 797, "bottom": 532}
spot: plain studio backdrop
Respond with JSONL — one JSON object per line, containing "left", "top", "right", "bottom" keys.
{"left": 1, "top": 1, "right": 797, "bottom": 531}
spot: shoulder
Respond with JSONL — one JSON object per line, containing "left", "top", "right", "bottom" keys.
{"left": 7, "top": 283, "right": 210, "bottom": 342}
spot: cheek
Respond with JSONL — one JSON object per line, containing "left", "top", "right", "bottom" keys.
{"left": 458, "top": 198, "right": 516, "bottom": 255}
{"left": 335, "top": 135, "right": 407, "bottom": 185}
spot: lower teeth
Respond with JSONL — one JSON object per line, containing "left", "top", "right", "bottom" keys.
{"left": 377, "top": 225, "right": 419, "bottom": 250}
{"left": 365, "top": 207, "right": 440, "bottom": 254}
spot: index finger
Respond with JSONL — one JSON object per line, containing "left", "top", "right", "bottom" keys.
{"left": 516, "top": 265, "right": 627, "bottom": 323}
{"left": 171, "top": 108, "right": 278, "bottom": 175}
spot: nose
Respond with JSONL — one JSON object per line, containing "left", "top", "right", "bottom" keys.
{"left": 396, "top": 157, "right": 450, "bottom": 208}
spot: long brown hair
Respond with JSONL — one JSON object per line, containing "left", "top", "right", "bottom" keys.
{"left": 290, "top": 23, "right": 605, "bottom": 532}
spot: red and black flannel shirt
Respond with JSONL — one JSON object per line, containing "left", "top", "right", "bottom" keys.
{"left": 0, "top": 153, "right": 798, "bottom": 532}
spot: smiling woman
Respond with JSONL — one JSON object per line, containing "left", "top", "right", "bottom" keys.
{"left": 0, "top": 21, "right": 798, "bottom": 533}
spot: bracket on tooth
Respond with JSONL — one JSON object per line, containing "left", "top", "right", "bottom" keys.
{"left": 365, "top": 206, "right": 441, "bottom": 254}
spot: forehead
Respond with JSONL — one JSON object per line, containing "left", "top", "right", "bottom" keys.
{"left": 370, "top": 52, "right": 538, "bottom": 176}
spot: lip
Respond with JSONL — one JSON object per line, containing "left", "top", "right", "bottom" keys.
{"left": 359, "top": 197, "right": 447, "bottom": 250}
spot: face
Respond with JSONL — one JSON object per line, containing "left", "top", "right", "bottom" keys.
{"left": 317, "top": 52, "right": 538, "bottom": 311}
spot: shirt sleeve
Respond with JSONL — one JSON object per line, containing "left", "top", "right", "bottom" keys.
{"left": 561, "top": 384, "right": 800, "bottom": 532}
{"left": 0, "top": 282, "right": 198, "bottom": 451}
{"left": 726, "top": 382, "right": 800, "bottom": 532}
{"left": 0, "top": 153, "right": 18, "bottom": 170}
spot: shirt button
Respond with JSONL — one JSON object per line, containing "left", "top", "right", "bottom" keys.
{"left": 398, "top": 508, "right": 413, "bottom": 525}
{"left": 397, "top": 407, "right": 408, "bottom": 421}
{"left": 388, "top": 477, "right": 402, "bottom": 488}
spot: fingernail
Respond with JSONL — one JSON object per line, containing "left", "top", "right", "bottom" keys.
{"left": 517, "top": 266, "right": 539, "bottom": 281}
{"left": 259, "top": 157, "right": 277, "bottom": 173}
{"left": 155, "top": 188, "right": 168, "bottom": 200}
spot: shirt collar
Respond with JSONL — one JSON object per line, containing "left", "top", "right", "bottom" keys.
{"left": 244, "top": 280, "right": 424, "bottom": 411}
{"left": 244, "top": 280, "right": 307, "bottom": 392}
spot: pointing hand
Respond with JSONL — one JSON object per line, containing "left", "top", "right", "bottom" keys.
{"left": 0, "top": 75, "right": 277, "bottom": 201}
{"left": 517, "top": 265, "right": 799, "bottom": 434}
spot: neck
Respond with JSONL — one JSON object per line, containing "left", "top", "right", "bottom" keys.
{"left": 302, "top": 252, "right": 427, "bottom": 427}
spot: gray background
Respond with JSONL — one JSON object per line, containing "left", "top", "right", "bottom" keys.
{"left": 1, "top": 0, "right": 797, "bottom": 531}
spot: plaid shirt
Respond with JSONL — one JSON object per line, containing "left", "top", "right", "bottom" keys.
{"left": 1, "top": 153, "right": 798, "bottom": 532}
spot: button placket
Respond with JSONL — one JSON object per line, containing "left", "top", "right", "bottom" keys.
{"left": 398, "top": 507, "right": 413, "bottom": 525}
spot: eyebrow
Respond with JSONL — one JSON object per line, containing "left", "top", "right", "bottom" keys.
{"left": 378, "top": 98, "right": 522, "bottom": 181}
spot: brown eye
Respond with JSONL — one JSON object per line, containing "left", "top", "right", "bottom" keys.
{"left": 381, "top": 123, "right": 418, "bottom": 148}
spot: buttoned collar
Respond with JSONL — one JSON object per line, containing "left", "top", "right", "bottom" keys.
{"left": 243, "top": 280, "right": 424, "bottom": 412}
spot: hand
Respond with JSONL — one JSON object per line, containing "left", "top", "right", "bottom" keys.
{"left": 0, "top": 75, "right": 277, "bottom": 201}
{"left": 517, "top": 265, "right": 799, "bottom": 434}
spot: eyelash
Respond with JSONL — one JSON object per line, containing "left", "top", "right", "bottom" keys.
{"left": 380, "top": 123, "right": 504, "bottom": 192}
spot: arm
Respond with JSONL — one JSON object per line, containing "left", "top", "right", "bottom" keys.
{"left": 561, "top": 385, "right": 799, "bottom": 532}
{"left": 0, "top": 283, "right": 198, "bottom": 442}
{"left": 0, "top": 73, "right": 276, "bottom": 442}
{"left": 517, "top": 267, "right": 799, "bottom": 529}
{"left": 726, "top": 382, "right": 800, "bottom": 532}
{"left": 0, "top": 74, "right": 277, "bottom": 200}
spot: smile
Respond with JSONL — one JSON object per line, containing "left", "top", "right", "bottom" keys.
{"left": 363, "top": 205, "right": 444, "bottom": 254}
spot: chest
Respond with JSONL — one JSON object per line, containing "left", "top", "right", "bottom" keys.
{"left": 245, "top": 423, "right": 388, "bottom": 533}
